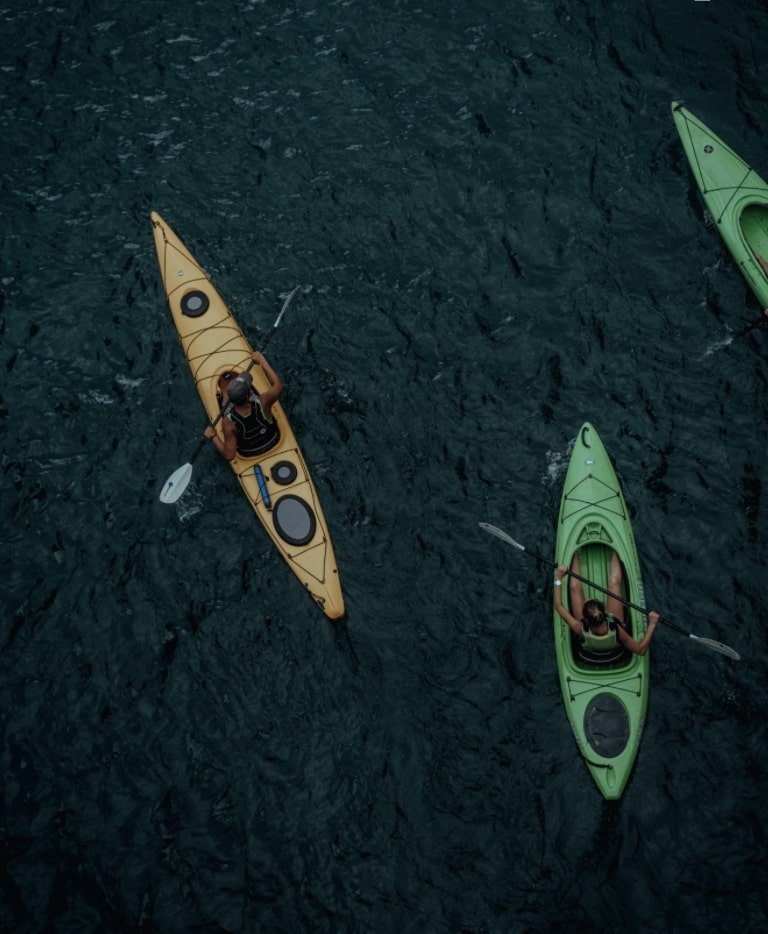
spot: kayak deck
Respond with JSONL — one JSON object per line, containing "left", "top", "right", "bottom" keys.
{"left": 151, "top": 211, "right": 345, "bottom": 620}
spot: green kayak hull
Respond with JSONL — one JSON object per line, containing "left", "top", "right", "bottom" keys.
{"left": 672, "top": 101, "right": 768, "bottom": 308}
{"left": 554, "top": 423, "right": 650, "bottom": 800}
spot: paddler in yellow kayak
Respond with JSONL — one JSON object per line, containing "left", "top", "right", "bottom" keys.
{"left": 203, "top": 351, "right": 283, "bottom": 461}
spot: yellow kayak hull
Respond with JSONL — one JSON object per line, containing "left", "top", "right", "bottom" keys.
{"left": 151, "top": 211, "right": 345, "bottom": 620}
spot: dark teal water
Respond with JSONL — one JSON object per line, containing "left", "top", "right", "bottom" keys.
{"left": 2, "top": 1, "right": 767, "bottom": 931}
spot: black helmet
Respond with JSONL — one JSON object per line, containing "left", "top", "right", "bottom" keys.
{"left": 227, "top": 372, "right": 252, "bottom": 404}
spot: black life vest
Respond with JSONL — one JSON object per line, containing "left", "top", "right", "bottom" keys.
{"left": 227, "top": 396, "right": 279, "bottom": 456}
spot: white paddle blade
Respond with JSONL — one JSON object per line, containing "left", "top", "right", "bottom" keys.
{"left": 690, "top": 634, "right": 741, "bottom": 661}
{"left": 478, "top": 522, "right": 525, "bottom": 551}
{"left": 159, "top": 463, "right": 193, "bottom": 504}
{"left": 278, "top": 285, "right": 300, "bottom": 320}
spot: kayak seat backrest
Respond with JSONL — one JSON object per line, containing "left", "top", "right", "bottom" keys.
{"left": 577, "top": 643, "right": 631, "bottom": 666}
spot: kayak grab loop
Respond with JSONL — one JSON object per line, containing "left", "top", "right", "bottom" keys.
{"left": 181, "top": 290, "right": 210, "bottom": 317}
{"left": 585, "top": 759, "right": 613, "bottom": 771}
{"left": 271, "top": 461, "right": 298, "bottom": 485}
{"left": 273, "top": 494, "right": 317, "bottom": 546}
{"left": 584, "top": 694, "right": 629, "bottom": 758}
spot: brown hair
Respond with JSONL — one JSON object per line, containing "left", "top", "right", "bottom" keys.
{"left": 583, "top": 599, "right": 606, "bottom": 627}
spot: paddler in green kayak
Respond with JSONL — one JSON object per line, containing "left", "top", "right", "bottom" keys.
{"left": 554, "top": 552, "right": 660, "bottom": 656}
{"left": 204, "top": 351, "right": 283, "bottom": 461}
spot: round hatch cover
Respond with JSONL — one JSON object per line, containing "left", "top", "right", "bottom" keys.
{"left": 272, "top": 461, "right": 298, "bottom": 485}
{"left": 273, "top": 495, "right": 316, "bottom": 546}
{"left": 181, "top": 290, "right": 210, "bottom": 317}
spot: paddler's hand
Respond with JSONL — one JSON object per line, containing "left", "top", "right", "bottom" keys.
{"left": 648, "top": 611, "right": 660, "bottom": 628}
{"left": 252, "top": 351, "right": 266, "bottom": 366}
{"left": 204, "top": 427, "right": 216, "bottom": 440}
{"left": 555, "top": 564, "right": 568, "bottom": 580}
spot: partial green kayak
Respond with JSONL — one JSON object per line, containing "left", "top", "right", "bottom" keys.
{"left": 554, "top": 423, "right": 650, "bottom": 800}
{"left": 672, "top": 101, "right": 768, "bottom": 308}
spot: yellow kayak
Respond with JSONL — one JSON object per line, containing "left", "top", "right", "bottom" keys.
{"left": 151, "top": 211, "right": 345, "bottom": 620}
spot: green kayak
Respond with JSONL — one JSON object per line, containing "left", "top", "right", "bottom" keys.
{"left": 554, "top": 423, "right": 650, "bottom": 800}
{"left": 672, "top": 101, "right": 768, "bottom": 308}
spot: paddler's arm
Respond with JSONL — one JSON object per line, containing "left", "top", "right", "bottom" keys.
{"left": 616, "top": 611, "right": 660, "bottom": 656}
{"left": 204, "top": 418, "right": 238, "bottom": 461}
{"left": 553, "top": 565, "right": 584, "bottom": 638}
{"left": 252, "top": 351, "right": 283, "bottom": 418}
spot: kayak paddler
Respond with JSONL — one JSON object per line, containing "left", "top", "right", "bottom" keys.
{"left": 204, "top": 351, "right": 283, "bottom": 460}
{"left": 554, "top": 550, "right": 660, "bottom": 656}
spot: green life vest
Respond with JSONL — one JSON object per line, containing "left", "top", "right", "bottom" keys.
{"left": 581, "top": 613, "right": 620, "bottom": 653}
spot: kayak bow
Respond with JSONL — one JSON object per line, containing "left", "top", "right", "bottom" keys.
{"left": 672, "top": 101, "right": 768, "bottom": 308}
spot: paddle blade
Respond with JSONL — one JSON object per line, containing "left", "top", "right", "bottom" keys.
{"left": 689, "top": 634, "right": 741, "bottom": 661}
{"left": 479, "top": 522, "right": 525, "bottom": 551}
{"left": 277, "top": 285, "right": 300, "bottom": 322}
{"left": 159, "top": 463, "right": 193, "bottom": 504}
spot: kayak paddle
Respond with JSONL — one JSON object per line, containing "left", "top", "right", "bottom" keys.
{"left": 159, "top": 286, "right": 300, "bottom": 504}
{"left": 479, "top": 522, "right": 741, "bottom": 661}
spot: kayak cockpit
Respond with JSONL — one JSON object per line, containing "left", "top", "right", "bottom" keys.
{"left": 739, "top": 202, "right": 768, "bottom": 278}
{"left": 564, "top": 538, "right": 635, "bottom": 668}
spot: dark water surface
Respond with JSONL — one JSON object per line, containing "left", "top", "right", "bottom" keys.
{"left": 2, "top": 1, "right": 768, "bottom": 930}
